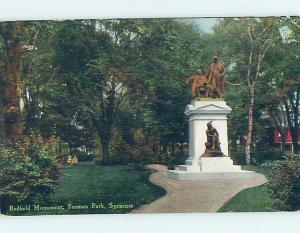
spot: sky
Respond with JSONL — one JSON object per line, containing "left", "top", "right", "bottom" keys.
{"left": 180, "top": 18, "right": 218, "bottom": 33}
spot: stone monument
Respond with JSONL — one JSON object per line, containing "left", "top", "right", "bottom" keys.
{"left": 168, "top": 57, "right": 255, "bottom": 180}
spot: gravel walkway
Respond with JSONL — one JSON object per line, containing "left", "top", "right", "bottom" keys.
{"left": 132, "top": 164, "right": 267, "bottom": 213}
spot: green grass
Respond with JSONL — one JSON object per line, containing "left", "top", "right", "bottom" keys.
{"left": 219, "top": 165, "right": 276, "bottom": 212}
{"left": 7, "top": 161, "right": 166, "bottom": 215}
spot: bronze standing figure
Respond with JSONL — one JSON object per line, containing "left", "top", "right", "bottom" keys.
{"left": 206, "top": 56, "right": 226, "bottom": 99}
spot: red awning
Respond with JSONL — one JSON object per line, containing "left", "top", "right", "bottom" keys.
{"left": 274, "top": 128, "right": 300, "bottom": 144}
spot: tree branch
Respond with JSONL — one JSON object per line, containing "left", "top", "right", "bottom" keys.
{"left": 224, "top": 81, "right": 242, "bottom": 86}
{"left": 291, "top": 19, "right": 300, "bottom": 29}
{"left": 0, "top": 22, "right": 6, "bottom": 38}
{"left": 0, "top": 52, "right": 6, "bottom": 62}
{"left": 284, "top": 99, "right": 293, "bottom": 129}
{"left": 247, "top": 25, "right": 254, "bottom": 83}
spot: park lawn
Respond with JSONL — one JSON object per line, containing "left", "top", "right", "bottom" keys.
{"left": 12, "top": 161, "right": 166, "bottom": 215}
{"left": 219, "top": 165, "right": 276, "bottom": 212}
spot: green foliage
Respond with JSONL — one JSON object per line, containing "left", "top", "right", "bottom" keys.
{"left": 51, "top": 20, "right": 146, "bottom": 163}
{"left": 166, "top": 152, "right": 189, "bottom": 170}
{"left": 230, "top": 144, "right": 285, "bottom": 166}
{"left": 113, "top": 142, "right": 153, "bottom": 165}
{"left": 251, "top": 145, "right": 285, "bottom": 165}
{"left": 120, "top": 19, "right": 206, "bottom": 162}
{"left": 48, "top": 18, "right": 207, "bottom": 164}
{"left": 230, "top": 146, "right": 246, "bottom": 165}
{"left": 73, "top": 150, "right": 94, "bottom": 162}
{"left": 17, "top": 18, "right": 299, "bottom": 166}
{"left": 0, "top": 133, "right": 69, "bottom": 211}
{"left": 1, "top": 17, "right": 300, "bottom": 213}
{"left": 267, "top": 155, "right": 300, "bottom": 211}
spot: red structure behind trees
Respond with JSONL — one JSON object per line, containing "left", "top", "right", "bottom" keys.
{"left": 274, "top": 128, "right": 300, "bottom": 144}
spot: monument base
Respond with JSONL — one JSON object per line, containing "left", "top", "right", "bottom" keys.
{"left": 168, "top": 157, "right": 255, "bottom": 180}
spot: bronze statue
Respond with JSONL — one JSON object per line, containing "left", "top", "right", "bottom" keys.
{"left": 202, "top": 121, "right": 224, "bottom": 157}
{"left": 186, "top": 56, "right": 226, "bottom": 99}
{"left": 207, "top": 56, "right": 225, "bottom": 99}
{"left": 185, "top": 69, "right": 211, "bottom": 99}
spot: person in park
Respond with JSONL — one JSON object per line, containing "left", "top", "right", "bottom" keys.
{"left": 206, "top": 56, "right": 226, "bottom": 98}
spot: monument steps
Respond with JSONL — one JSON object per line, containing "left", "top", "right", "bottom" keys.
{"left": 170, "top": 157, "right": 254, "bottom": 180}
{"left": 167, "top": 169, "right": 255, "bottom": 181}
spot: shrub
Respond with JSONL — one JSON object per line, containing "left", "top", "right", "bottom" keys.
{"left": 230, "top": 146, "right": 246, "bottom": 165}
{"left": 251, "top": 144, "right": 285, "bottom": 165}
{"left": 166, "top": 151, "right": 188, "bottom": 169}
{"left": 267, "top": 154, "right": 300, "bottom": 211}
{"left": 113, "top": 143, "right": 153, "bottom": 165}
{"left": 0, "top": 133, "right": 69, "bottom": 211}
{"left": 73, "top": 149, "right": 94, "bottom": 162}
{"left": 230, "top": 144, "right": 285, "bottom": 165}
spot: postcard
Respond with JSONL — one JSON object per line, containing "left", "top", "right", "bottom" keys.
{"left": 0, "top": 17, "right": 299, "bottom": 216}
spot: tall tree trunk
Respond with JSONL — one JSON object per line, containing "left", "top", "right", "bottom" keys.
{"left": 0, "top": 97, "right": 5, "bottom": 144}
{"left": 284, "top": 89, "right": 300, "bottom": 155}
{"left": 278, "top": 105, "right": 287, "bottom": 149}
{"left": 93, "top": 118, "right": 114, "bottom": 165}
{"left": 290, "top": 90, "right": 299, "bottom": 154}
{"left": 152, "top": 140, "right": 158, "bottom": 162}
{"left": 270, "top": 103, "right": 287, "bottom": 150}
{"left": 4, "top": 59, "right": 23, "bottom": 141}
{"left": 94, "top": 120, "right": 113, "bottom": 165}
{"left": 100, "top": 135, "right": 111, "bottom": 165}
{"left": 0, "top": 74, "right": 5, "bottom": 143}
{"left": 244, "top": 23, "right": 270, "bottom": 164}
{"left": 291, "top": 128, "right": 299, "bottom": 154}
{"left": 171, "top": 140, "right": 175, "bottom": 157}
{"left": 292, "top": 90, "right": 299, "bottom": 154}
{"left": 0, "top": 22, "right": 23, "bottom": 142}
{"left": 279, "top": 128, "right": 287, "bottom": 150}
{"left": 284, "top": 99, "right": 293, "bottom": 153}
{"left": 246, "top": 84, "right": 254, "bottom": 164}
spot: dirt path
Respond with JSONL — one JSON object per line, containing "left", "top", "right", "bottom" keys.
{"left": 132, "top": 164, "right": 267, "bottom": 213}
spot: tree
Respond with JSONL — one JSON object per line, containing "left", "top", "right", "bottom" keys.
{"left": 259, "top": 17, "right": 300, "bottom": 154}
{"left": 279, "top": 17, "right": 300, "bottom": 154}
{"left": 0, "top": 22, "right": 25, "bottom": 142}
{"left": 52, "top": 20, "right": 143, "bottom": 164}
{"left": 132, "top": 19, "right": 206, "bottom": 159}
{"left": 212, "top": 18, "right": 280, "bottom": 164}
{"left": 0, "top": 21, "right": 54, "bottom": 142}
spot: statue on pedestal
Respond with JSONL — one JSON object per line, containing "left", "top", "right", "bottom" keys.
{"left": 185, "top": 69, "right": 211, "bottom": 99}
{"left": 202, "top": 121, "right": 224, "bottom": 157}
{"left": 186, "top": 56, "right": 225, "bottom": 99}
{"left": 207, "top": 56, "right": 226, "bottom": 99}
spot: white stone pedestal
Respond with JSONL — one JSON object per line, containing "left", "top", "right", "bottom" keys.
{"left": 168, "top": 100, "right": 255, "bottom": 180}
